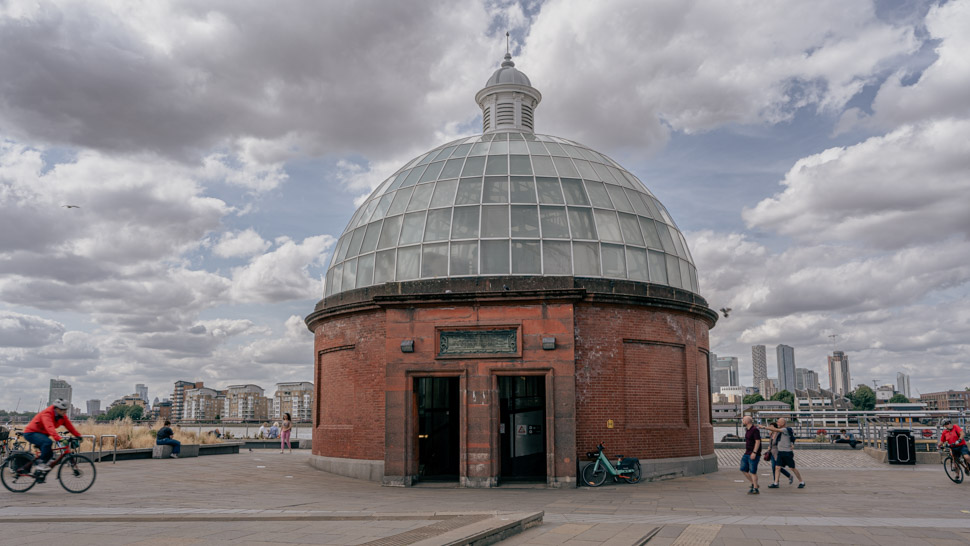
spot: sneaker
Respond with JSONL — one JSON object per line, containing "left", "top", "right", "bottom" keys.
{"left": 749, "top": 485, "right": 754, "bottom": 493}
{"left": 788, "top": 474, "right": 794, "bottom": 485}
{"left": 748, "top": 488, "right": 759, "bottom": 494}
{"left": 767, "top": 483, "right": 779, "bottom": 489}
{"left": 33, "top": 462, "right": 51, "bottom": 472}
{"left": 170, "top": 454, "right": 178, "bottom": 459}
{"left": 798, "top": 482, "right": 805, "bottom": 489}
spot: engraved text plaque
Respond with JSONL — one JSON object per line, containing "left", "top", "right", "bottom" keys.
{"left": 438, "top": 329, "right": 517, "bottom": 356}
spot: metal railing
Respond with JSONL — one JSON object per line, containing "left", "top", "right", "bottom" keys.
{"left": 79, "top": 434, "right": 97, "bottom": 455}
{"left": 743, "top": 409, "right": 966, "bottom": 449}
{"left": 99, "top": 434, "right": 118, "bottom": 463}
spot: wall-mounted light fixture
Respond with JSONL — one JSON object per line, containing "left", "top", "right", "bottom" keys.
{"left": 542, "top": 337, "right": 556, "bottom": 350}
{"left": 401, "top": 340, "right": 414, "bottom": 353}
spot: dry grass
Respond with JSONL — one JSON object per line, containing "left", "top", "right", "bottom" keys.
{"left": 73, "top": 418, "right": 223, "bottom": 450}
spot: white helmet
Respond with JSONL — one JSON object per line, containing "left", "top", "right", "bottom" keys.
{"left": 52, "top": 399, "right": 69, "bottom": 410}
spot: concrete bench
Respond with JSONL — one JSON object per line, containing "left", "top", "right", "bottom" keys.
{"left": 152, "top": 444, "right": 200, "bottom": 459}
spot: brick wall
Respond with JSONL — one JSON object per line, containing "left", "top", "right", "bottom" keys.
{"left": 309, "top": 296, "right": 713, "bottom": 482}
{"left": 382, "top": 301, "right": 576, "bottom": 484}
{"left": 574, "top": 302, "right": 712, "bottom": 460}
{"left": 312, "top": 308, "right": 386, "bottom": 460}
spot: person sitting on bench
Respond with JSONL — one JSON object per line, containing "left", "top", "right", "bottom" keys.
{"left": 156, "top": 420, "right": 181, "bottom": 458}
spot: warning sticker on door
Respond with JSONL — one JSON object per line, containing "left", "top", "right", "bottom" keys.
{"left": 516, "top": 425, "right": 527, "bottom": 435}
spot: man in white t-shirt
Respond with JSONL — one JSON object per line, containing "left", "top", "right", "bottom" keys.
{"left": 762, "top": 418, "right": 805, "bottom": 489}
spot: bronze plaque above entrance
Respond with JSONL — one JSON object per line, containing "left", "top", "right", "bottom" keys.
{"left": 436, "top": 327, "right": 520, "bottom": 359}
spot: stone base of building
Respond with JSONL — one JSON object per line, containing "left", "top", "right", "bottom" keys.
{"left": 308, "top": 454, "right": 384, "bottom": 482}
{"left": 310, "top": 452, "right": 717, "bottom": 486}
{"left": 579, "top": 453, "right": 718, "bottom": 483}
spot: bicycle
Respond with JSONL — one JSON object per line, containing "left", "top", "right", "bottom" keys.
{"left": 0, "top": 426, "right": 25, "bottom": 463}
{"left": 1, "top": 436, "right": 97, "bottom": 493}
{"left": 581, "top": 443, "right": 642, "bottom": 486}
{"left": 940, "top": 444, "right": 970, "bottom": 484}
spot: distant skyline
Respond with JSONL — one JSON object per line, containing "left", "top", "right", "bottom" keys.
{"left": 1, "top": 1, "right": 968, "bottom": 409}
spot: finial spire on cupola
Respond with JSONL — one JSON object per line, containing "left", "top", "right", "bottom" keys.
{"left": 475, "top": 39, "right": 542, "bottom": 134}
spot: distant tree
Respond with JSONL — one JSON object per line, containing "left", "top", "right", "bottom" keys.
{"left": 849, "top": 385, "right": 876, "bottom": 411}
{"left": 888, "top": 394, "right": 910, "bottom": 404}
{"left": 743, "top": 394, "right": 764, "bottom": 405}
{"left": 770, "top": 390, "right": 795, "bottom": 410}
{"left": 97, "top": 405, "right": 144, "bottom": 421}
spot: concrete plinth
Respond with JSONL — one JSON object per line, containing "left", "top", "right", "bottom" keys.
{"left": 309, "top": 454, "right": 384, "bottom": 482}
{"left": 152, "top": 444, "right": 199, "bottom": 459}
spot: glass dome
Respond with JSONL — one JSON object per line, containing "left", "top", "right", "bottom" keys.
{"left": 324, "top": 130, "right": 698, "bottom": 299}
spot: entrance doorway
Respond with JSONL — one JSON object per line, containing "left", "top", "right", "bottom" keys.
{"left": 498, "top": 376, "right": 547, "bottom": 481}
{"left": 414, "top": 377, "right": 460, "bottom": 481}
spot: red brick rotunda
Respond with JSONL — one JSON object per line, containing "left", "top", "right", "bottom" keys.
{"left": 305, "top": 53, "right": 718, "bottom": 488}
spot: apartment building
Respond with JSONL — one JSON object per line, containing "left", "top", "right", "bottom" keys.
{"left": 171, "top": 380, "right": 204, "bottom": 421}
{"left": 183, "top": 387, "right": 220, "bottom": 421}
{"left": 224, "top": 384, "right": 269, "bottom": 422}
{"left": 272, "top": 382, "right": 314, "bottom": 421}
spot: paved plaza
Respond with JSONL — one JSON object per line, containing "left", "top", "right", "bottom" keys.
{"left": 1, "top": 449, "right": 968, "bottom": 545}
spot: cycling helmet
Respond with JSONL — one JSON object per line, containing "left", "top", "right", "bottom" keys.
{"left": 52, "top": 399, "right": 69, "bottom": 410}
{"left": 940, "top": 418, "right": 952, "bottom": 426}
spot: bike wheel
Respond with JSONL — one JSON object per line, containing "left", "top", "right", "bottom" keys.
{"left": 58, "top": 454, "right": 96, "bottom": 493}
{"left": 622, "top": 461, "right": 642, "bottom": 484}
{"left": 1, "top": 453, "right": 38, "bottom": 493}
{"left": 943, "top": 456, "right": 964, "bottom": 484}
{"left": 582, "top": 461, "right": 608, "bottom": 487}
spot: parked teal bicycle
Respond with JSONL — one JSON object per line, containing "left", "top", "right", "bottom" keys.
{"left": 582, "top": 443, "right": 641, "bottom": 486}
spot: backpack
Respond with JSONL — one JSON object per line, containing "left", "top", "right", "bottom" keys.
{"left": 786, "top": 427, "right": 796, "bottom": 449}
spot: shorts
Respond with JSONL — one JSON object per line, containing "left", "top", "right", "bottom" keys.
{"left": 776, "top": 451, "right": 796, "bottom": 468}
{"left": 739, "top": 454, "right": 760, "bottom": 473}
{"left": 951, "top": 444, "right": 970, "bottom": 458}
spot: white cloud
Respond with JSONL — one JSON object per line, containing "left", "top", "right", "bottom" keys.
{"left": 1, "top": 1, "right": 967, "bottom": 407}
{"left": 229, "top": 235, "right": 335, "bottom": 303}
{"left": 238, "top": 315, "right": 313, "bottom": 367}
{"left": 136, "top": 319, "right": 258, "bottom": 358}
{"left": 213, "top": 229, "right": 270, "bottom": 258}
{"left": 0, "top": 311, "right": 64, "bottom": 348}
{"left": 201, "top": 151, "right": 288, "bottom": 193}
{"left": 743, "top": 119, "right": 970, "bottom": 248}
{"left": 870, "top": 0, "right": 970, "bottom": 127}
{"left": 520, "top": 0, "right": 918, "bottom": 152}
{"left": 0, "top": 1, "right": 504, "bottom": 161}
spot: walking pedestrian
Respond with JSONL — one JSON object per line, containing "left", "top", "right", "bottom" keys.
{"left": 280, "top": 412, "right": 292, "bottom": 454}
{"left": 762, "top": 420, "right": 792, "bottom": 486}
{"left": 763, "top": 418, "right": 805, "bottom": 488}
{"left": 739, "top": 415, "right": 761, "bottom": 494}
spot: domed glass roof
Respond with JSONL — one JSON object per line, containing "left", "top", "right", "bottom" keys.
{"left": 324, "top": 130, "right": 698, "bottom": 299}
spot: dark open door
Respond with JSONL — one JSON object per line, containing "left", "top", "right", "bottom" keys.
{"left": 499, "top": 376, "right": 546, "bottom": 481}
{"left": 415, "top": 377, "right": 460, "bottom": 481}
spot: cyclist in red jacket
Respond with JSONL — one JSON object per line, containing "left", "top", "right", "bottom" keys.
{"left": 938, "top": 419, "right": 970, "bottom": 472}
{"left": 22, "top": 399, "right": 82, "bottom": 472}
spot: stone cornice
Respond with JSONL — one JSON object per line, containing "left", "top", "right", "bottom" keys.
{"left": 305, "top": 276, "right": 718, "bottom": 331}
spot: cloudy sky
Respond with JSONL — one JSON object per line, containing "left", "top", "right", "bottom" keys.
{"left": 1, "top": 0, "right": 967, "bottom": 412}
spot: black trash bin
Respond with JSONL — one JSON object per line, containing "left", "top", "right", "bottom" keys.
{"left": 887, "top": 429, "right": 916, "bottom": 465}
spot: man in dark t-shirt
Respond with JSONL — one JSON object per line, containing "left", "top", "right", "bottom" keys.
{"left": 740, "top": 415, "right": 761, "bottom": 494}
{"left": 156, "top": 420, "right": 181, "bottom": 458}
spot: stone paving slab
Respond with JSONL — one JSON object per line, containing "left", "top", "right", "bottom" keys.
{"left": 713, "top": 449, "right": 934, "bottom": 471}
{"left": 1, "top": 450, "right": 969, "bottom": 545}
{"left": 0, "top": 512, "right": 543, "bottom": 546}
